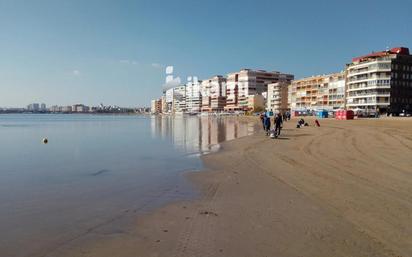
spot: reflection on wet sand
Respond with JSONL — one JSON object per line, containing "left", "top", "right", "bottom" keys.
{"left": 151, "top": 116, "right": 257, "bottom": 154}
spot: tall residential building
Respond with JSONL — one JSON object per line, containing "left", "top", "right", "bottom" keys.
{"left": 247, "top": 95, "right": 265, "bottom": 112}
{"left": 27, "top": 103, "right": 40, "bottom": 112}
{"left": 72, "top": 104, "right": 89, "bottom": 113}
{"left": 186, "top": 79, "right": 202, "bottom": 113}
{"left": 200, "top": 79, "right": 211, "bottom": 112}
{"left": 151, "top": 98, "right": 162, "bottom": 114}
{"left": 172, "top": 85, "right": 187, "bottom": 113}
{"left": 289, "top": 71, "right": 345, "bottom": 112}
{"left": 210, "top": 75, "right": 227, "bottom": 112}
{"left": 346, "top": 47, "right": 412, "bottom": 115}
{"left": 327, "top": 72, "right": 346, "bottom": 109}
{"left": 290, "top": 75, "right": 325, "bottom": 112}
{"left": 49, "top": 105, "right": 59, "bottom": 113}
{"left": 165, "top": 88, "right": 174, "bottom": 113}
{"left": 267, "top": 82, "right": 290, "bottom": 113}
{"left": 225, "top": 69, "right": 293, "bottom": 111}
{"left": 160, "top": 95, "right": 167, "bottom": 114}
{"left": 201, "top": 75, "right": 227, "bottom": 112}
{"left": 61, "top": 106, "right": 72, "bottom": 113}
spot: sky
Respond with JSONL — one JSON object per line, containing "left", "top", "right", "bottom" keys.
{"left": 0, "top": 0, "right": 411, "bottom": 107}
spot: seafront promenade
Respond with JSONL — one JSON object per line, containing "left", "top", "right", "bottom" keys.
{"left": 52, "top": 117, "right": 412, "bottom": 257}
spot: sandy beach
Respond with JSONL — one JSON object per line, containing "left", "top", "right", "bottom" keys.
{"left": 52, "top": 117, "right": 412, "bottom": 257}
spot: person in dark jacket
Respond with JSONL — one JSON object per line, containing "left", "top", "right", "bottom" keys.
{"left": 264, "top": 115, "right": 271, "bottom": 135}
{"left": 274, "top": 113, "right": 283, "bottom": 137}
{"left": 260, "top": 112, "right": 265, "bottom": 130}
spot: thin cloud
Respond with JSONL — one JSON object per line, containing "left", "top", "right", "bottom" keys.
{"left": 151, "top": 63, "right": 163, "bottom": 69}
{"left": 119, "top": 60, "right": 139, "bottom": 65}
{"left": 72, "top": 70, "right": 80, "bottom": 76}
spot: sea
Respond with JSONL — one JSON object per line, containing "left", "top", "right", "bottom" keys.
{"left": 0, "top": 114, "right": 257, "bottom": 257}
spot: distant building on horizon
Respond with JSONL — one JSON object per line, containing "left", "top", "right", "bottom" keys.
{"left": 72, "top": 104, "right": 89, "bottom": 113}
{"left": 225, "top": 69, "right": 294, "bottom": 112}
{"left": 27, "top": 103, "right": 40, "bottom": 112}
{"left": 151, "top": 98, "right": 162, "bottom": 114}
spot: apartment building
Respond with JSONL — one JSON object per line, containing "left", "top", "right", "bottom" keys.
{"left": 72, "top": 104, "right": 89, "bottom": 113}
{"left": 186, "top": 79, "right": 202, "bottom": 113}
{"left": 225, "top": 69, "right": 294, "bottom": 111}
{"left": 290, "top": 75, "right": 325, "bottom": 112}
{"left": 290, "top": 71, "right": 346, "bottom": 112}
{"left": 27, "top": 103, "right": 40, "bottom": 112}
{"left": 200, "top": 79, "right": 211, "bottom": 112}
{"left": 267, "top": 82, "right": 290, "bottom": 113}
{"left": 346, "top": 47, "right": 412, "bottom": 115}
{"left": 327, "top": 72, "right": 346, "bottom": 109}
{"left": 200, "top": 75, "right": 227, "bottom": 112}
{"left": 172, "top": 85, "right": 187, "bottom": 113}
{"left": 165, "top": 88, "right": 174, "bottom": 113}
{"left": 209, "top": 75, "right": 227, "bottom": 112}
{"left": 247, "top": 95, "right": 265, "bottom": 112}
{"left": 151, "top": 98, "right": 162, "bottom": 114}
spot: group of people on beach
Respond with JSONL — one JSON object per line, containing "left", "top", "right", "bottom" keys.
{"left": 260, "top": 112, "right": 291, "bottom": 138}
{"left": 260, "top": 111, "right": 319, "bottom": 139}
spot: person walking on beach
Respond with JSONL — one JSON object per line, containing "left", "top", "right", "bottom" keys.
{"left": 260, "top": 112, "right": 265, "bottom": 130}
{"left": 274, "top": 113, "right": 283, "bottom": 137}
{"left": 264, "top": 115, "right": 271, "bottom": 135}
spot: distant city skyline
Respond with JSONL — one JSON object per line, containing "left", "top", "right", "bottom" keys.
{"left": 1, "top": 0, "right": 411, "bottom": 107}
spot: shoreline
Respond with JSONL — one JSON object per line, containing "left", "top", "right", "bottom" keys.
{"left": 51, "top": 117, "right": 412, "bottom": 257}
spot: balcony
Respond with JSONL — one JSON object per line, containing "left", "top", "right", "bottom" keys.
{"left": 347, "top": 92, "right": 390, "bottom": 98}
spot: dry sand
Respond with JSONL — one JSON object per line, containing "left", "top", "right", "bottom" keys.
{"left": 53, "top": 117, "right": 412, "bottom": 257}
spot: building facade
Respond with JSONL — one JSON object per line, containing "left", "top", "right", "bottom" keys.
{"left": 165, "top": 88, "right": 174, "bottom": 113}
{"left": 72, "top": 104, "right": 89, "bottom": 113}
{"left": 200, "top": 75, "right": 227, "bottom": 112}
{"left": 327, "top": 72, "right": 346, "bottom": 110}
{"left": 151, "top": 98, "right": 162, "bottom": 114}
{"left": 290, "top": 75, "right": 325, "bottom": 112}
{"left": 267, "top": 82, "right": 290, "bottom": 113}
{"left": 186, "top": 80, "right": 202, "bottom": 113}
{"left": 209, "top": 75, "right": 227, "bottom": 112}
{"left": 200, "top": 79, "right": 212, "bottom": 112}
{"left": 346, "top": 47, "right": 412, "bottom": 115}
{"left": 247, "top": 95, "right": 265, "bottom": 112}
{"left": 289, "top": 72, "right": 346, "bottom": 113}
{"left": 172, "top": 85, "right": 187, "bottom": 113}
{"left": 225, "top": 69, "right": 293, "bottom": 111}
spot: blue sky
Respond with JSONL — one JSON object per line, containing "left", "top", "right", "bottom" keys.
{"left": 0, "top": 0, "right": 411, "bottom": 107}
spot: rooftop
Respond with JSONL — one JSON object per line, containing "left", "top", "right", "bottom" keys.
{"left": 352, "top": 47, "right": 410, "bottom": 62}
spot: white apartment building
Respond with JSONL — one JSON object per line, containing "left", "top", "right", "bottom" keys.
{"left": 225, "top": 69, "right": 293, "bottom": 111}
{"left": 172, "top": 85, "right": 186, "bottom": 114}
{"left": 346, "top": 47, "right": 412, "bottom": 115}
{"left": 200, "top": 75, "right": 227, "bottom": 112}
{"left": 165, "top": 88, "right": 174, "bottom": 113}
{"left": 267, "top": 82, "right": 290, "bottom": 113}
{"left": 327, "top": 72, "right": 346, "bottom": 109}
{"left": 186, "top": 79, "right": 202, "bottom": 114}
{"left": 346, "top": 57, "right": 392, "bottom": 114}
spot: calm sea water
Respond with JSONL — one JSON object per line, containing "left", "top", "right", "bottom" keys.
{"left": 0, "top": 114, "right": 256, "bottom": 257}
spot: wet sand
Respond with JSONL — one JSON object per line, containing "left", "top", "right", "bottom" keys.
{"left": 53, "top": 117, "right": 412, "bottom": 257}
